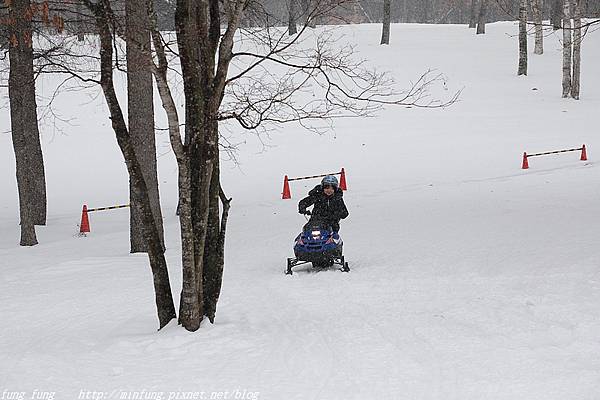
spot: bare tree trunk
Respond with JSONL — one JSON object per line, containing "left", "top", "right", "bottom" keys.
{"left": 571, "top": 0, "right": 582, "bottom": 99}
{"left": 562, "top": 0, "right": 572, "bottom": 97}
{"left": 381, "top": 0, "right": 391, "bottom": 44}
{"left": 175, "top": 0, "right": 204, "bottom": 331}
{"left": 422, "top": 0, "right": 430, "bottom": 22}
{"left": 93, "top": 0, "right": 176, "bottom": 329}
{"left": 126, "top": 0, "right": 165, "bottom": 254}
{"left": 476, "top": 0, "right": 487, "bottom": 34}
{"left": 177, "top": 164, "right": 200, "bottom": 330}
{"left": 518, "top": 0, "right": 528, "bottom": 75}
{"left": 469, "top": 0, "right": 477, "bottom": 28}
{"left": 191, "top": 156, "right": 214, "bottom": 324}
{"left": 288, "top": 0, "right": 297, "bottom": 35}
{"left": 149, "top": 0, "right": 234, "bottom": 331}
{"left": 532, "top": 0, "right": 543, "bottom": 54}
{"left": 206, "top": 184, "right": 231, "bottom": 323}
{"left": 77, "top": 0, "right": 85, "bottom": 41}
{"left": 202, "top": 163, "right": 221, "bottom": 323}
{"left": 552, "top": 0, "right": 563, "bottom": 29}
{"left": 8, "top": 0, "right": 47, "bottom": 246}
{"left": 174, "top": 0, "right": 223, "bottom": 331}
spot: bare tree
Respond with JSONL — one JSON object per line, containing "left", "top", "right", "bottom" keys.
{"left": 81, "top": 0, "right": 177, "bottom": 329}
{"left": 552, "top": 0, "right": 563, "bottom": 29}
{"left": 532, "top": 0, "right": 543, "bottom": 54}
{"left": 288, "top": 0, "right": 297, "bottom": 35}
{"left": 381, "top": 0, "right": 390, "bottom": 44}
{"left": 571, "top": 0, "right": 582, "bottom": 99}
{"left": 517, "top": 0, "right": 527, "bottom": 75}
{"left": 562, "top": 0, "right": 572, "bottom": 97}
{"left": 477, "top": 0, "right": 487, "bottom": 33}
{"left": 126, "top": 0, "right": 165, "bottom": 253}
{"left": 7, "top": 0, "right": 47, "bottom": 246}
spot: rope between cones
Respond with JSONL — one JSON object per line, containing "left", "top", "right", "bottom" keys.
{"left": 522, "top": 144, "right": 587, "bottom": 169}
{"left": 87, "top": 204, "right": 130, "bottom": 212}
{"left": 282, "top": 168, "right": 347, "bottom": 199}
{"left": 287, "top": 171, "right": 343, "bottom": 182}
{"left": 79, "top": 203, "right": 130, "bottom": 234}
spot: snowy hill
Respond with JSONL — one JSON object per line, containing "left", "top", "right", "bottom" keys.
{"left": 1, "top": 22, "right": 600, "bottom": 399}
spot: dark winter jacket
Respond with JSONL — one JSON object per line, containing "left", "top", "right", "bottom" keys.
{"left": 298, "top": 185, "right": 349, "bottom": 231}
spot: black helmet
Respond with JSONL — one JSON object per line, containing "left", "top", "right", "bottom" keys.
{"left": 321, "top": 175, "right": 338, "bottom": 188}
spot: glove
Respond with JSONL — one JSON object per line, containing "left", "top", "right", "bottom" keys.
{"left": 299, "top": 209, "right": 311, "bottom": 215}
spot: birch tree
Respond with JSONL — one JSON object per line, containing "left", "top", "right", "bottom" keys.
{"left": 561, "top": 0, "right": 586, "bottom": 99}
{"left": 571, "top": 0, "right": 583, "bottom": 99}
{"left": 562, "top": 0, "right": 572, "bottom": 97}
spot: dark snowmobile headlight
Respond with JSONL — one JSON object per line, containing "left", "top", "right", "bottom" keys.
{"left": 311, "top": 230, "right": 321, "bottom": 236}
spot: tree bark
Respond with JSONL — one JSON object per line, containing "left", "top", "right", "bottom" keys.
{"left": 8, "top": 0, "right": 47, "bottom": 246}
{"left": 94, "top": 0, "right": 176, "bottom": 330}
{"left": 562, "top": 0, "right": 572, "bottom": 98}
{"left": 422, "top": 0, "right": 430, "bottom": 23}
{"left": 207, "top": 185, "right": 230, "bottom": 323}
{"left": 202, "top": 162, "right": 222, "bottom": 323}
{"left": 77, "top": 0, "right": 86, "bottom": 41}
{"left": 381, "top": 0, "right": 391, "bottom": 45}
{"left": 177, "top": 163, "right": 200, "bottom": 330}
{"left": 518, "top": 0, "right": 528, "bottom": 75}
{"left": 571, "top": 0, "right": 582, "bottom": 99}
{"left": 469, "top": 0, "right": 477, "bottom": 28}
{"left": 288, "top": 0, "right": 297, "bottom": 35}
{"left": 126, "top": 0, "right": 165, "bottom": 254}
{"left": 175, "top": 0, "right": 209, "bottom": 331}
{"left": 476, "top": 0, "right": 487, "bottom": 34}
{"left": 532, "top": 0, "right": 543, "bottom": 54}
{"left": 552, "top": 0, "right": 563, "bottom": 29}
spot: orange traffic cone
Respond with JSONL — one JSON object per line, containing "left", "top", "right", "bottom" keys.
{"left": 80, "top": 205, "right": 90, "bottom": 233}
{"left": 581, "top": 144, "right": 587, "bottom": 161}
{"left": 282, "top": 175, "right": 291, "bottom": 199}
{"left": 339, "top": 168, "right": 347, "bottom": 190}
{"left": 522, "top": 152, "right": 529, "bottom": 169}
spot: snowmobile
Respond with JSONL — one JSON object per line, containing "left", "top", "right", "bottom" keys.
{"left": 285, "top": 219, "right": 350, "bottom": 275}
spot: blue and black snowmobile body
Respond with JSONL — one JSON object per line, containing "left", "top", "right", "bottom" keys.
{"left": 286, "top": 220, "right": 349, "bottom": 274}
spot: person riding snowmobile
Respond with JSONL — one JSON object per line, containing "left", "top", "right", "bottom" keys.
{"left": 298, "top": 175, "right": 349, "bottom": 232}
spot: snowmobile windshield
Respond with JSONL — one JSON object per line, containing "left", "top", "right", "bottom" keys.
{"left": 305, "top": 220, "right": 333, "bottom": 232}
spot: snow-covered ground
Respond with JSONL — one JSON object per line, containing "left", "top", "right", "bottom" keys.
{"left": 1, "top": 22, "right": 600, "bottom": 400}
